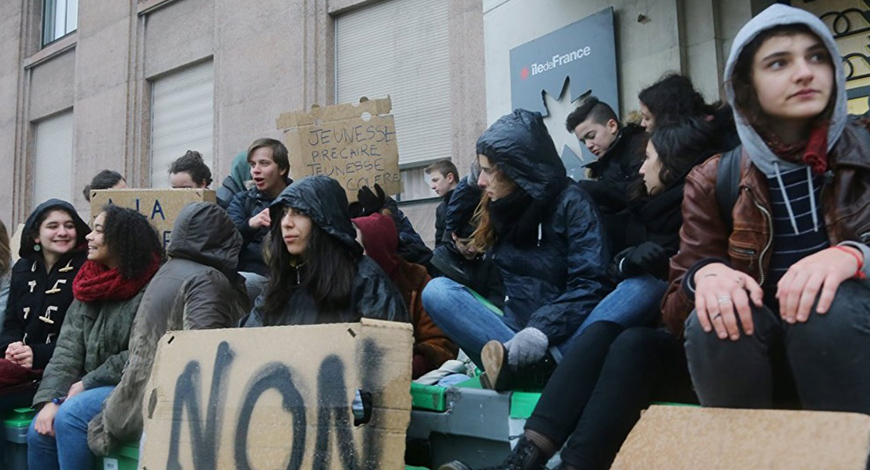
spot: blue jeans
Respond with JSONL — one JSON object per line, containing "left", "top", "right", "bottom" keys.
{"left": 422, "top": 277, "right": 516, "bottom": 367}
{"left": 422, "top": 276, "right": 666, "bottom": 367}
{"left": 27, "top": 386, "right": 115, "bottom": 470}
{"left": 574, "top": 274, "right": 666, "bottom": 335}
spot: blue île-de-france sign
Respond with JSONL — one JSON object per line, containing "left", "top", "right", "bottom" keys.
{"left": 510, "top": 8, "right": 618, "bottom": 179}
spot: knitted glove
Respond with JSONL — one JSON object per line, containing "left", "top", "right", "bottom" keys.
{"left": 504, "top": 328, "right": 548, "bottom": 369}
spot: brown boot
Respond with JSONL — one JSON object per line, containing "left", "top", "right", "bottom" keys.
{"left": 480, "top": 340, "right": 512, "bottom": 391}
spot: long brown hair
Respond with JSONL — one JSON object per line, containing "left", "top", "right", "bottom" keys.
{"left": 469, "top": 163, "right": 516, "bottom": 251}
{"left": 0, "top": 219, "right": 9, "bottom": 277}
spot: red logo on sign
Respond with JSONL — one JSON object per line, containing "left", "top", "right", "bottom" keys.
{"left": 520, "top": 67, "right": 530, "bottom": 80}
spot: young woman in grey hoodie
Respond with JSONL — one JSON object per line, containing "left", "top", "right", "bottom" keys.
{"left": 663, "top": 4, "right": 870, "bottom": 412}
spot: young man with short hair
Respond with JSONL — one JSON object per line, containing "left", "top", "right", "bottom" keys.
{"left": 566, "top": 96, "right": 646, "bottom": 253}
{"left": 425, "top": 159, "right": 460, "bottom": 247}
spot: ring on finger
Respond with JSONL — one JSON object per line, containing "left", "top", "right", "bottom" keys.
{"left": 711, "top": 312, "right": 722, "bottom": 320}
{"left": 717, "top": 295, "right": 731, "bottom": 304}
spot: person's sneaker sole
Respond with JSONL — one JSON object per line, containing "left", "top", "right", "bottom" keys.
{"left": 438, "top": 461, "right": 473, "bottom": 470}
{"left": 480, "top": 340, "right": 511, "bottom": 391}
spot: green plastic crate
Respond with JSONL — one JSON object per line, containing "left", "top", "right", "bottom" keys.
{"left": 99, "top": 442, "right": 138, "bottom": 470}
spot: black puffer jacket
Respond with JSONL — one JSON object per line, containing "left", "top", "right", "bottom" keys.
{"left": 1, "top": 199, "right": 89, "bottom": 369}
{"left": 241, "top": 176, "right": 408, "bottom": 327}
{"left": 477, "top": 110, "right": 613, "bottom": 344}
{"left": 226, "top": 177, "right": 292, "bottom": 275}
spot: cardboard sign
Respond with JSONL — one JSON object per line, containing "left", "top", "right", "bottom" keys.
{"left": 9, "top": 223, "right": 24, "bottom": 263}
{"left": 90, "top": 189, "right": 216, "bottom": 248}
{"left": 276, "top": 97, "right": 403, "bottom": 201}
{"left": 141, "top": 319, "right": 413, "bottom": 469}
{"left": 611, "top": 405, "right": 870, "bottom": 469}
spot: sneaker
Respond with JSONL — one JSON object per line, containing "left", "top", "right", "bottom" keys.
{"left": 480, "top": 340, "right": 512, "bottom": 391}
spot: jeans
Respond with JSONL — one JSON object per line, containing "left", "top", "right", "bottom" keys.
{"left": 685, "top": 279, "right": 870, "bottom": 413}
{"left": 27, "top": 386, "right": 115, "bottom": 470}
{"left": 568, "top": 274, "right": 666, "bottom": 339}
{"left": 422, "top": 277, "right": 516, "bottom": 367}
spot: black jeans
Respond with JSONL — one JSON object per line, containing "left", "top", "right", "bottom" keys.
{"left": 685, "top": 279, "right": 870, "bottom": 413}
{"left": 525, "top": 322, "right": 694, "bottom": 470}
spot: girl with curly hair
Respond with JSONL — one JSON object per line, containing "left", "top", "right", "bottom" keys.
{"left": 27, "top": 205, "right": 162, "bottom": 470}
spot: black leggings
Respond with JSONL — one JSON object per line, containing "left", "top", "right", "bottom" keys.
{"left": 525, "top": 322, "right": 695, "bottom": 469}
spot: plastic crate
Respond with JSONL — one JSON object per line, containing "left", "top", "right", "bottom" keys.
{"left": 3, "top": 407, "right": 35, "bottom": 470}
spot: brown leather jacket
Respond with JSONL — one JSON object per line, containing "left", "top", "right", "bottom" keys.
{"left": 662, "top": 119, "right": 870, "bottom": 335}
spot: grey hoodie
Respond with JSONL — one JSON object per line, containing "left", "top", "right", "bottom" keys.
{"left": 723, "top": 4, "right": 870, "bottom": 270}
{"left": 724, "top": 4, "right": 846, "bottom": 235}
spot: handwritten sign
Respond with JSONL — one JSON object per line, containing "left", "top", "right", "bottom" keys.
{"left": 277, "top": 97, "right": 403, "bottom": 201}
{"left": 141, "top": 319, "right": 413, "bottom": 469}
{"left": 90, "top": 189, "right": 216, "bottom": 248}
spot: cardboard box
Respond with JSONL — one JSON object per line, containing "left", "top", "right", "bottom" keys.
{"left": 141, "top": 319, "right": 414, "bottom": 469}
{"left": 89, "top": 189, "right": 216, "bottom": 248}
{"left": 611, "top": 405, "right": 870, "bottom": 469}
{"left": 276, "top": 97, "right": 403, "bottom": 201}
{"left": 9, "top": 223, "right": 24, "bottom": 263}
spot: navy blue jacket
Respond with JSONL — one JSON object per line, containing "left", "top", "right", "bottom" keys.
{"left": 226, "top": 178, "right": 291, "bottom": 275}
{"left": 478, "top": 110, "right": 613, "bottom": 344}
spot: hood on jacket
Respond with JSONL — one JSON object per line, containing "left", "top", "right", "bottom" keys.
{"left": 227, "top": 151, "right": 251, "bottom": 193}
{"left": 724, "top": 4, "right": 847, "bottom": 178}
{"left": 476, "top": 109, "right": 569, "bottom": 203}
{"left": 20, "top": 199, "right": 90, "bottom": 258}
{"left": 167, "top": 202, "right": 242, "bottom": 273}
{"left": 444, "top": 176, "right": 483, "bottom": 239}
{"left": 352, "top": 213, "right": 399, "bottom": 278}
{"left": 271, "top": 176, "right": 363, "bottom": 256}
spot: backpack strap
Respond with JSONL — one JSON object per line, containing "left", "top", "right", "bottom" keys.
{"left": 716, "top": 146, "right": 743, "bottom": 233}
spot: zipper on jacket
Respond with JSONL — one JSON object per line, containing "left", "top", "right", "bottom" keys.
{"left": 744, "top": 187, "right": 773, "bottom": 286}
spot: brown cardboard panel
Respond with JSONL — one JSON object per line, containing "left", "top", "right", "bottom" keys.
{"left": 141, "top": 319, "right": 413, "bottom": 470}
{"left": 612, "top": 405, "right": 870, "bottom": 470}
{"left": 276, "top": 97, "right": 403, "bottom": 201}
{"left": 9, "top": 223, "right": 24, "bottom": 263}
{"left": 90, "top": 189, "right": 216, "bottom": 248}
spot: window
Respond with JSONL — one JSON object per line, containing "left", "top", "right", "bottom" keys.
{"left": 33, "top": 110, "right": 74, "bottom": 204}
{"left": 335, "top": 0, "right": 450, "bottom": 201}
{"left": 150, "top": 61, "right": 214, "bottom": 189}
{"left": 42, "top": 0, "right": 78, "bottom": 45}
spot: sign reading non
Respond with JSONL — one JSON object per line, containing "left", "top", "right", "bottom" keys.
{"left": 277, "top": 97, "right": 403, "bottom": 201}
{"left": 90, "top": 189, "right": 216, "bottom": 248}
{"left": 141, "top": 319, "right": 414, "bottom": 469}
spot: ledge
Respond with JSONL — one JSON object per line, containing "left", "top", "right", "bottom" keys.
{"left": 137, "top": 0, "right": 179, "bottom": 16}
{"left": 24, "top": 33, "right": 77, "bottom": 70}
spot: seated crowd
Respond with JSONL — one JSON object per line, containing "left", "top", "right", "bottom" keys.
{"left": 0, "top": 5, "right": 866, "bottom": 469}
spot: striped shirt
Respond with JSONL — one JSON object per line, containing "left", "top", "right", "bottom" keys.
{"left": 765, "top": 166, "right": 829, "bottom": 304}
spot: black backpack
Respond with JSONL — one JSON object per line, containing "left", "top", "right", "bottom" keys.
{"left": 716, "top": 146, "right": 743, "bottom": 232}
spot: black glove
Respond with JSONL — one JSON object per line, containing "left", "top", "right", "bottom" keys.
{"left": 358, "top": 184, "right": 387, "bottom": 215}
{"left": 618, "top": 242, "right": 669, "bottom": 277}
{"left": 349, "top": 184, "right": 387, "bottom": 218}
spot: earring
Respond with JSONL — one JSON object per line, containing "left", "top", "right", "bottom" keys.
{"left": 33, "top": 243, "right": 41, "bottom": 252}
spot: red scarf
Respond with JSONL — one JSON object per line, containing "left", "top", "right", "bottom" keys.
{"left": 72, "top": 257, "right": 160, "bottom": 303}
{"left": 764, "top": 124, "right": 829, "bottom": 175}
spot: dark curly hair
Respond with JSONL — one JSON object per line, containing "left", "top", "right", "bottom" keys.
{"left": 632, "top": 116, "right": 715, "bottom": 198}
{"left": 638, "top": 73, "right": 715, "bottom": 129}
{"left": 169, "top": 150, "right": 213, "bottom": 187}
{"left": 99, "top": 205, "right": 164, "bottom": 279}
{"left": 83, "top": 170, "right": 125, "bottom": 202}
{"left": 730, "top": 24, "right": 834, "bottom": 132}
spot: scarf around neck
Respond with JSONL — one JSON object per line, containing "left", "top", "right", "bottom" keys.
{"left": 488, "top": 188, "right": 543, "bottom": 247}
{"left": 762, "top": 123, "right": 829, "bottom": 175}
{"left": 72, "top": 257, "right": 160, "bottom": 303}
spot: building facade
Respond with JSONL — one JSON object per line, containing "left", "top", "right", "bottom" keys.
{"left": 1, "top": 0, "right": 861, "bottom": 247}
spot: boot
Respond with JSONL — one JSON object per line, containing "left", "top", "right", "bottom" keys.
{"left": 437, "top": 436, "right": 550, "bottom": 470}
{"left": 480, "top": 340, "right": 512, "bottom": 391}
{"left": 481, "top": 341, "right": 556, "bottom": 392}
